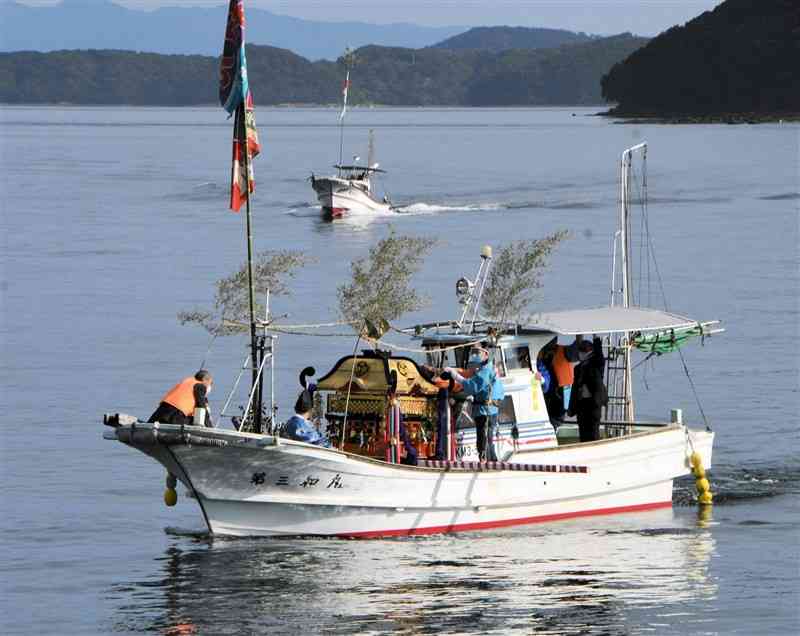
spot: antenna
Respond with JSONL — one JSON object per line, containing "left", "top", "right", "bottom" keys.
{"left": 368, "top": 129, "right": 375, "bottom": 169}
{"left": 457, "top": 245, "right": 493, "bottom": 333}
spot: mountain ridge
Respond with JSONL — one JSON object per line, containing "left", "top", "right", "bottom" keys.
{"left": 601, "top": 0, "right": 799, "bottom": 117}
{"left": 0, "top": 0, "right": 464, "bottom": 60}
{"left": 0, "top": 35, "right": 648, "bottom": 106}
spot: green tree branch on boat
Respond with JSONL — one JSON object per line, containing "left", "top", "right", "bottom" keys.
{"left": 178, "top": 250, "right": 315, "bottom": 336}
{"left": 337, "top": 228, "right": 437, "bottom": 334}
{"left": 481, "top": 230, "right": 569, "bottom": 325}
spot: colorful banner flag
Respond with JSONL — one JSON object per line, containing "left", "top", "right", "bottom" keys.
{"left": 230, "top": 93, "right": 261, "bottom": 212}
{"left": 220, "top": 0, "right": 261, "bottom": 212}
{"left": 339, "top": 70, "right": 350, "bottom": 121}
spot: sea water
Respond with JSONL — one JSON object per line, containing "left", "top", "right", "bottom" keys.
{"left": 1, "top": 106, "right": 798, "bottom": 635}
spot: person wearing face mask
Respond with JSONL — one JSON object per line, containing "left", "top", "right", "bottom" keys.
{"left": 567, "top": 337, "right": 608, "bottom": 442}
{"left": 443, "top": 347, "right": 501, "bottom": 462}
{"left": 550, "top": 335, "right": 585, "bottom": 418}
{"left": 148, "top": 369, "right": 214, "bottom": 427}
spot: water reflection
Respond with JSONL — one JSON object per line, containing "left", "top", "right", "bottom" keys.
{"left": 109, "top": 509, "right": 717, "bottom": 635}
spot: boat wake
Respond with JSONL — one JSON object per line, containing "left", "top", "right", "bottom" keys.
{"left": 758, "top": 191, "right": 800, "bottom": 200}
{"left": 672, "top": 460, "right": 800, "bottom": 506}
{"left": 394, "top": 201, "right": 504, "bottom": 214}
{"left": 164, "top": 526, "right": 212, "bottom": 539}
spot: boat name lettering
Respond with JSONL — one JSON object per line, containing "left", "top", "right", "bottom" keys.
{"left": 250, "top": 471, "right": 266, "bottom": 485}
{"left": 327, "top": 474, "right": 344, "bottom": 489}
{"left": 275, "top": 475, "right": 290, "bottom": 486}
{"left": 300, "top": 476, "right": 321, "bottom": 488}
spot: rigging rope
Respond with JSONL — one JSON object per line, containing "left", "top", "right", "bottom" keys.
{"left": 629, "top": 153, "right": 712, "bottom": 432}
{"left": 199, "top": 332, "right": 219, "bottom": 370}
{"left": 340, "top": 332, "right": 363, "bottom": 451}
{"left": 263, "top": 322, "right": 487, "bottom": 354}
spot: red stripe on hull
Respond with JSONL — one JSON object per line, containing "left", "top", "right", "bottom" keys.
{"left": 336, "top": 500, "right": 672, "bottom": 539}
{"left": 322, "top": 207, "right": 348, "bottom": 220}
{"left": 520, "top": 437, "right": 556, "bottom": 445}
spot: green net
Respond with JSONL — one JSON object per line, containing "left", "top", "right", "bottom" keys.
{"left": 632, "top": 325, "right": 705, "bottom": 354}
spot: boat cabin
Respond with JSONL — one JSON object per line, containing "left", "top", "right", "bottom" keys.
{"left": 334, "top": 164, "right": 385, "bottom": 183}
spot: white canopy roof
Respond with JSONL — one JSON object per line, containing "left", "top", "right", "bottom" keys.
{"left": 520, "top": 306, "right": 701, "bottom": 336}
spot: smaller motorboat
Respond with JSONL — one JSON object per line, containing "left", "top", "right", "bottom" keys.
{"left": 311, "top": 49, "right": 394, "bottom": 220}
{"left": 311, "top": 163, "right": 392, "bottom": 220}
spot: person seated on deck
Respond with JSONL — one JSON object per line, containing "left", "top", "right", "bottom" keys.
{"left": 148, "top": 370, "right": 214, "bottom": 427}
{"left": 284, "top": 387, "right": 330, "bottom": 447}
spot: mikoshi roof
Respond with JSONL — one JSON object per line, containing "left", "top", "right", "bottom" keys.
{"left": 519, "top": 306, "right": 703, "bottom": 336}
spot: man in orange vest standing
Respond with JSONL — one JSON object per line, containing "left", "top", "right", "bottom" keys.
{"left": 148, "top": 370, "right": 214, "bottom": 427}
{"left": 551, "top": 336, "right": 585, "bottom": 418}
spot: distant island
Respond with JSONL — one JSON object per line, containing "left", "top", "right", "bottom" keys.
{"left": 0, "top": 34, "right": 647, "bottom": 106}
{"left": 601, "top": 0, "right": 799, "bottom": 121}
{"left": 430, "top": 26, "right": 594, "bottom": 52}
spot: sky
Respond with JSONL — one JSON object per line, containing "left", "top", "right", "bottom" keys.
{"left": 17, "top": 1, "right": 723, "bottom": 36}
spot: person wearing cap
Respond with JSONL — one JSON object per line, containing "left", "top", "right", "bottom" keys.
{"left": 444, "top": 347, "right": 502, "bottom": 461}
{"left": 567, "top": 337, "right": 608, "bottom": 442}
{"left": 148, "top": 370, "right": 214, "bottom": 427}
{"left": 284, "top": 386, "right": 330, "bottom": 446}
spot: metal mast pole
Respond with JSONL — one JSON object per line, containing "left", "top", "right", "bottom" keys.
{"left": 620, "top": 142, "right": 646, "bottom": 423}
{"left": 338, "top": 66, "right": 349, "bottom": 168}
{"left": 239, "top": 102, "right": 261, "bottom": 432}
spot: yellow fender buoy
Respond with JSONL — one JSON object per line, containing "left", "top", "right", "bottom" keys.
{"left": 689, "top": 451, "right": 713, "bottom": 506}
{"left": 164, "top": 487, "right": 178, "bottom": 506}
{"left": 164, "top": 473, "right": 178, "bottom": 507}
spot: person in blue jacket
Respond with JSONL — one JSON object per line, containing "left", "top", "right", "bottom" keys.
{"left": 283, "top": 387, "right": 330, "bottom": 447}
{"left": 446, "top": 347, "right": 503, "bottom": 461}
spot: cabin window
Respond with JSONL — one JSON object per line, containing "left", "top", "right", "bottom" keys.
{"left": 497, "top": 395, "right": 516, "bottom": 425}
{"left": 504, "top": 345, "right": 532, "bottom": 372}
{"left": 493, "top": 352, "right": 507, "bottom": 377}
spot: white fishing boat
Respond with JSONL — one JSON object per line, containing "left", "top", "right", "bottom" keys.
{"left": 103, "top": 142, "right": 723, "bottom": 538}
{"left": 311, "top": 50, "right": 393, "bottom": 220}
{"left": 311, "top": 161, "right": 392, "bottom": 220}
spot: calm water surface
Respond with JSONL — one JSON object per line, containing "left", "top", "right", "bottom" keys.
{"left": 1, "top": 106, "right": 798, "bottom": 635}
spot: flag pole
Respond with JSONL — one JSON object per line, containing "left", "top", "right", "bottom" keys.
{"left": 239, "top": 102, "right": 261, "bottom": 432}
{"left": 338, "top": 67, "right": 348, "bottom": 167}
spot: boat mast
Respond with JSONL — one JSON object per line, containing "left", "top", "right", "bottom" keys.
{"left": 238, "top": 103, "right": 262, "bottom": 432}
{"left": 619, "top": 142, "right": 646, "bottom": 423}
{"left": 338, "top": 48, "right": 354, "bottom": 169}
{"left": 367, "top": 128, "right": 375, "bottom": 168}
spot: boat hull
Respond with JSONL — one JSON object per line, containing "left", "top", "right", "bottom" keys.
{"left": 108, "top": 422, "right": 713, "bottom": 538}
{"left": 311, "top": 176, "right": 392, "bottom": 219}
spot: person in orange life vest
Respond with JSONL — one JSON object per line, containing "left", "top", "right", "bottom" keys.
{"left": 550, "top": 335, "right": 588, "bottom": 416}
{"left": 148, "top": 370, "right": 214, "bottom": 427}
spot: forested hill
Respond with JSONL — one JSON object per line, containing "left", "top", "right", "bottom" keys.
{"left": 0, "top": 35, "right": 647, "bottom": 106}
{"left": 431, "top": 26, "right": 593, "bottom": 51}
{"left": 602, "top": 0, "right": 800, "bottom": 117}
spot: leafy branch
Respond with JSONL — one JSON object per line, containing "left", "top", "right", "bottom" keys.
{"left": 178, "top": 250, "right": 315, "bottom": 336}
{"left": 480, "top": 230, "right": 569, "bottom": 324}
{"left": 337, "top": 228, "right": 437, "bottom": 332}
